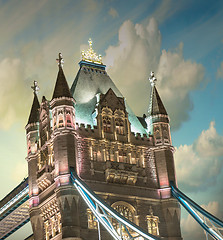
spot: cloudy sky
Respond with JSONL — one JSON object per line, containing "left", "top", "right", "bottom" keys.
{"left": 1, "top": 0, "right": 223, "bottom": 239}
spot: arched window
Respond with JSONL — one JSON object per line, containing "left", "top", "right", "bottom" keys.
{"left": 66, "top": 114, "right": 72, "bottom": 127}
{"left": 111, "top": 202, "right": 136, "bottom": 235}
{"left": 119, "top": 149, "right": 127, "bottom": 163}
{"left": 44, "top": 220, "right": 49, "bottom": 240}
{"left": 58, "top": 114, "right": 64, "bottom": 128}
{"left": 102, "top": 116, "right": 111, "bottom": 133}
{"left": 27, "top": 140, "right": 31, "bottom": 154}
{"left": 115, "top": 118, "right": 124, "bottom": 135}
{"left": 87, "top": 208, "right": 97, "bottom": 229}
{"left": 146, "top": 206, "right": 159, "bottom": 236}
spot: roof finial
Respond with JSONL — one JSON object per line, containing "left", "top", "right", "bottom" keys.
{"left": 31, "top": 81, "right": 40, "bottom": 95}
{"left": 88, "top": 38, "right": 93, "bottom": 48}
{"left": 149, "top": 71, "right": 157, "bottom": 87}
{"left": 81, "top": 38, "right": 103, "bottom": 64}
{"left": 56, "top": 53, "right": 64, "bottom": 68}
{"left": 149, "top": 206, "right": 154, "bottom": 216}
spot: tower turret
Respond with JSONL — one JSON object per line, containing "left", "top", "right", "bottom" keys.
{"left": 146, "top": 72, "right": 171, "bottom": 145}
{"left": 146, "top": 72, "right": 176, "bottom": 187}
{"left": 25, "top": 82, "right": 44, "bottom": 240}
{"left": 50, "top": 53, "right": 80, "bottom": 239}
{"left": 25, "top": 81, "right": 40, "bottom": 200}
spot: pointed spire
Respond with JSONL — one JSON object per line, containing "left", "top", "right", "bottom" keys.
{"left": 148, "top": 72, "right": 167, "bottom": 116}
{"left": 27, "top": 81, "right": 40, "bottom": 124}
{"left": 52, "top": 53, "right": 72, "bottom": 99}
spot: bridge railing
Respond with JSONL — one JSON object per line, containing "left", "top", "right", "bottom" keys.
{"left": 170, "top": 182, "right": 223, "bottom": 240}
{"left": 70, "top": 169, "right": 160, "bottom": 240}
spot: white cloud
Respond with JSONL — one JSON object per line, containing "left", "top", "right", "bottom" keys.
{"left": 0, "top": 58, "right": 31, "bottom": 129}
{"left": 175, "top": 121, "right": 223, "bottom": 191}
{"left": 104, "top": 18, "right": 204, "bottom": 130}
{"left": 217, "top": 61, "right": 223, "bottom": 79}
{"left": 182, "top": 201, "right": 220, "bottom": 240}
{"left": 108, "top": 7, "right": 118, "bottom": 18}
{"left": 157, "top": 44, "right": 204, "bottom": 129}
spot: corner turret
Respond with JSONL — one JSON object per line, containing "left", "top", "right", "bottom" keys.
{"left": 146, "top": 72, "right": 171, "bottom": 146}
{"left": 50, "top": 53, "right": 80, "bottom": 239}
{"left": 26, "top": 81, "right": 40, "bottom": 156}
{"left": 25, "top": 81, "right": 43, "bottom": 239}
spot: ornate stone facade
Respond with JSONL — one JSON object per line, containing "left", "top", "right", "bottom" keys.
{"left": 25, "top": 43, "right": 182, "bottom": 239}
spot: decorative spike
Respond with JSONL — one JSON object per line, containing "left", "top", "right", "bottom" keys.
{"left": 149, "top": 71, "right": 157, "bottom": 87}
{"left": 56, "top": 53, "right": 64, "bottom": 68}
{"left": 31, "top": 81, "right": 40, "bottom": 95}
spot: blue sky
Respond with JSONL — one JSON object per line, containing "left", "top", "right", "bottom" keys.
{"left": 1, "top": 0, "right": 223, "bottom": 239}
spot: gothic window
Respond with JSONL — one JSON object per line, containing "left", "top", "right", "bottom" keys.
{"left": 119, "top": 149, "right": 127, "bottom": 163}
{"left": 51, "top": 216, "right": 56, "bottom": 237}
{"left": 106, "top": 149, "right": 110, "bottom": 161}
{"left": 154, "top": 127, "right": 161, "bottom": 144}
{"left": 27, "top": 140, "right": 31, "bottom": 154}
{"left": 44, "top": 220, "right": 49, "bottom": 240}
{"left": 66, "top": 113, "right": 72, "bottom": 127}
{"left": 87, "top": 208, "right": 97, "bottom": 229}
{"left": 103, "top": 116, "right": 111, "bottom": 133}
{"left": 111, "top": 202, "right": 136, "bottom": 234}
{"left": 53, "top": 115, "right": 57, "bottom": 129}
{"left": 57, "top": 213, "right": 62, "bottom": 233}
{"left": 115, "top": 118, "right": 124, "bottom": 135}
{"left": 131, "top": 151, "right": 136, "bottom": 164}
{"left": 58, "top": 114, "right": 64, "bottom": 128}
{"left": 53, "top": 112, "right": 57, "bottom": 127}
{"left": 131, "top": 151, "right": 140, "bottom": 165}
{"left": 163, "top": 128, "right": 169, "bottom": 144}
{"left": 146, "top": 207, "right": 159, "bottom": 236}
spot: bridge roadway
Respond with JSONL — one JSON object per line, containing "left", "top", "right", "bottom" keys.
{"left": 0, "top": 178, "right": 29, "bottom": 239}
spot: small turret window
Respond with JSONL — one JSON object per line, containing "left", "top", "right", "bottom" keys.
{"left": 66, "top": 114, "right": 72, "bottom": 127}
{"left": 58, "top": 114, "right": 64, "bottom": 128}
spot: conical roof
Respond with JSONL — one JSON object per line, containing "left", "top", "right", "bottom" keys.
{"left": 149, "top": 86, "right": 167, "bottom": 116}
{"left": 27, "top": 93, "right": 40, "bottom": 124}
{"left": 52, "top": 66, "right": 72, "bottom": 99}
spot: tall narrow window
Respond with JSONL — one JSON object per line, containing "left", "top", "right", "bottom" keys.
{"left": 66, "top": 114, "right": 72, "bottom": 127}
{"left": 102, "top": 116, "right": 111, "bottom": 133}
{"left": 58, "top": 114, "right": 64, "bottom": 128}
{"left": 146, "top": 207, "right": 159, "bottom": 236}
{"left": 115, "top": 118, "right": 124, "bottom": 135}
{"left": 111, "top": 202, "right": 136, "bottom": 235}
{"left": 119, "top": 149, "right": 127, "bottom": 163}
{"left": 87, "top": 208, "right": 97, "bottom": 229}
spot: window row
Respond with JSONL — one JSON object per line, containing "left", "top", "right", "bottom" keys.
{"left": 87, "top": 203, "right": 159, "bottom": 236}
{"left": 90, "top": 147, "right": 145, "bottom": 166}
{"left": 103, "top": 116, "right": 125, "bottom": 135}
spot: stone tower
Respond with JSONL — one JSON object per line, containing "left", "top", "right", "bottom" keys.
{"left": 26, "top": 41, "right": 182, "bottom": 240}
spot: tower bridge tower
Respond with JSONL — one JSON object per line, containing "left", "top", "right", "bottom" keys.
{"left": 25, "top": 41, "right": 182, "bottom": 240}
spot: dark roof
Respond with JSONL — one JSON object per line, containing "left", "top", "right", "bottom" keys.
{"left": 70, "top": 64, "right": 147, "bottom": 134}
{"left": 149, "top": 86, "right": 167, "bottom": 116}
{"left": 52, "top": 67, "right": 72, "bottom": 99}
{"left": 27, "top": 93, "right": 40, "bottom": 124}
{"left": 137, "top": 116, "right": 147, "bottom": 129}
{"left": 99, "top": 88, "right": 126, "bottom": 113}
